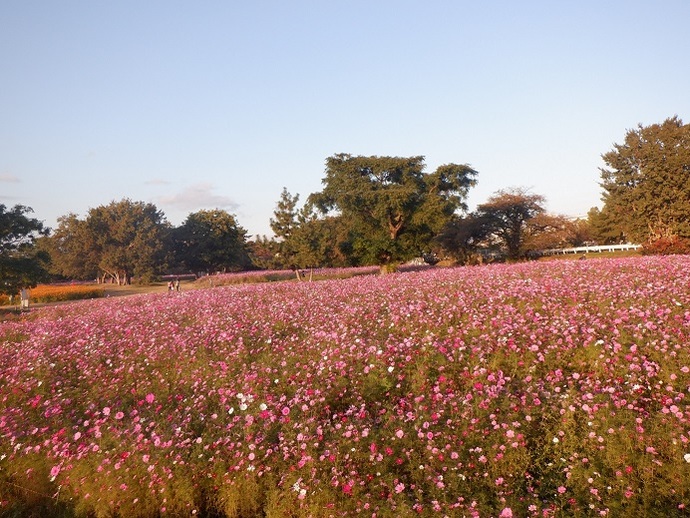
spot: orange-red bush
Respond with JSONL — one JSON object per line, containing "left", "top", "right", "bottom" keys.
{"left": 642, "top": 236, "right": 690, "bottom": 255}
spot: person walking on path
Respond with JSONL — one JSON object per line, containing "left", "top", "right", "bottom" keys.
{"left": 20, "top": 288, "right": 29, "bottom": 311}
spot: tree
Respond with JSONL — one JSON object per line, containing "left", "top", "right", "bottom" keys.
{"left": 270, "top": 188, "right": 304, "bottom": 270}
{"left": 247, "top": 235, "right": 279, "bottom": 270}
{"left": 600, "top": 116, "right": 690, "bottom": 243}
{"left": 476, "top": 188, "right": 546, "bottom": 260}
{"left": 309, "top": 154, "right": 478, "bottom": 266}
{"left": 434, "top": 214, "right": 492, "bottom": 264}
{"left": 90, "top": 200, "right": 170, "bottom": 284}
{"left": 587, "top": 206, "right": 624, "bottom": 245}
{"left": 173, "top": 209, "right": 251, "bottom": 274}
{"left": 46, "top": 199, "right": 169, "bottom": 284}
{"left": 270, "top": 190, "right": 351, "bottom": 275}
{"left": 287, "top": 214, "right": 352, "bottom": 272}
{"left": 522, "top": 214, "right": 591, "bottom": 252}
{"left": 43, "top": 213, "right": 101, "bottom": 280}
{"left": 270, "top": 188, "right": 301, "bottom": 243}
{"left": 0, "top": 204, "right": 49, "bottom": 296}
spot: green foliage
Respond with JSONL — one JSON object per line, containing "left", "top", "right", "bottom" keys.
{"left": 0, "top": 204, "right": 49, "bottom": 296}
{"left": 45, "top": 199, "right": 169, "bottom": 284}
{"left": 288, "top": 214, "right": 351, "bottom": 269}
{"left": 271, "top": 189, "right": 351, "bottom": 269}
{"left": 246, "top": 235, "right": 279, "bottom": 270}
{"left": 476, "top": 187, "right": 546, "bottom": 260}
{"left": 270, "top": 187, "right": 300, "bottom": 243}
{"left": 587, "top": 206, "right": 624, "bottom": 245}
{"left": 43, "top": 213, "right": 100, "bottom": 280}
{"left": 523, "top": 214, "right": 592, "bottom": 252}
{"left": 434, "top": 213, "right": 493, "bottom": 264}
{"left": 92, "top": 200, "right": 169, "bottom": 284}
{"left": 173, "top": 209, "right": 252, "bottom": 274}
{"left": 600, "top": 116, "right": 690, "bottom": 243}
{"left": 308, "top": 154, "right": 478, "bottom": 265}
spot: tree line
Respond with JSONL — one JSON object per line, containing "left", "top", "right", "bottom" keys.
{"left": 1, "top": 116, "right": 689, "bottom": 294}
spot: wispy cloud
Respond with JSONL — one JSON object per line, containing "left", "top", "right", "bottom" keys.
{"left": 157, "top": 183, "right": 238, "bottom": 212}
{"left": 0, "top": 173, "right": 20, "bottom": 183}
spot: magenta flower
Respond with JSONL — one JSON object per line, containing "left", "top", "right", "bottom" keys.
{"left": 49, "top": 465, "right": 61, "bottom": 480}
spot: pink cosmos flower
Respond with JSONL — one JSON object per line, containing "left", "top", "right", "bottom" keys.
{"left": 145, "top": 393, "right": 155, "bottom": 404}
{"left": 499, "top": 508, "right": 513, "bottom": 518}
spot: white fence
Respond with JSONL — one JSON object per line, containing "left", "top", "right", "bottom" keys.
{"left": 542, "top": 243, "right": 642, "bottom": 256}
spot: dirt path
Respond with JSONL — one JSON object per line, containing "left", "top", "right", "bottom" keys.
{"left": 102, "top": 283, "right": 171, "bottom": 298}
{"left": 102, "top": 279, "right": 197, "bottom": 298}
{"left": 0, "top": 281, "right": 196, "bottom": 319}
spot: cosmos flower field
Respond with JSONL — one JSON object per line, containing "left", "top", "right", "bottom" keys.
{"left": 3, "top": 256, "right": 690, "bottom": 517}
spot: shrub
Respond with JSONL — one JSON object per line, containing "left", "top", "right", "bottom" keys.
{"left": 0, "top": 284, "right": 105, "bottom": 305}
{"left": 641, "top": 236, "right": 690, "bottom": 255}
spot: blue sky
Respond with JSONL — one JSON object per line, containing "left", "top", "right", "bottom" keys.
{"left": 2, "top": 1, "right": 689, "bottom": 237}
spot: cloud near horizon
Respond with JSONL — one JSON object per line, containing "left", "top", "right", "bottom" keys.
{"left": 156, "top": 183, "right": 239, "bottom": 213}
{"left": 0, "top": 173, "right": 20, "bottom": 183}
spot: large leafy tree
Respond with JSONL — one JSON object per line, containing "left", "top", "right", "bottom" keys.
{"left": 47, "top": 199, "right": 169, "bottom": 284}
{"left": 44, "top": 213, "right": 100, "bottom": 280}
{"left": 309, "top": 154, "right": 478, "bottom": 265}
{"left": 246, "top": 235, "right": 279, "bottom": 270}
{"left": 522, "top": 214, "right": 591, "bottom": 252}
{"left": 476, "top": 188, "right": 546, "bottom": 260}
{"left": 600, "top": 116, "right": 690, "bottom": 243}
{"left": 0, "top": 204, "right": 50, "bottom": 296}
{"left": 88, "top": 200, "right": 169, "bottom": 284}
{"left": 434, "top": 214, "right": 492, "bottom": 264}
{"left": 173, "top": 209, "right": 251, "bottom": 274}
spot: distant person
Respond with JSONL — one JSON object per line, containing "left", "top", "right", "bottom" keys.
{"left": 20, "top": 288, "right": 29, "bottom": 311}
{"left": 175, "top": 278, "right": 180, "bottom": 292}
{"left": 168, "top": 281, "right": 174, "bottom": 294}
